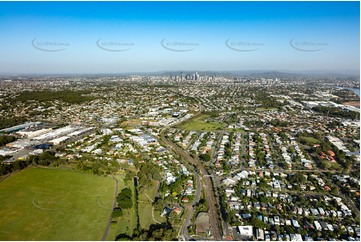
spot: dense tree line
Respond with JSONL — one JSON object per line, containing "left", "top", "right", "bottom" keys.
{"left": 74, "top": 155, "right": 119, "bottom": 176}
{"left": 268, "top": 119, "right": 289, "bottom": 127}
{"left": 137, "top": 162, "right": 161, "bottom": 191}
{"left": 331, "top": 89, "right": 359, "bottom": 101}
{"left": 0, "top": 135, "right": 17, "bottom": 146}
{"left": 0, "top": 159, "right": 30, "bottom": 176}
{"left": 251, "top": 91, "right": 282, "bottom": 109}
{"left": 0, "top": 151, "right": 58, "bottom": 176}
{"left": 116, "top": 223, "right": 177, "bottom": 241}
{"left": 30, "top": 151, "right": 58, "bottom": 166}
{"left": 298, "top": 132, "right": 353, "bottom": 172}
{"left": 312, "top": 106, "right": 359, "bottom": 120}
{"left": 11, "top": 90, "right": 97, "bottom": 104}
{"left": 0, "top": 117, "right": 27, "bottom": 130}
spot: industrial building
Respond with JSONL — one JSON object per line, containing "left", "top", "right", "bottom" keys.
{"left": 0, "top": 122, "right": 42, "bottom": 133}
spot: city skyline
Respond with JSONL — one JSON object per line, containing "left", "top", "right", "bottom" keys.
{"left": 0, "top": 1, "right": 359, "bottom": 74}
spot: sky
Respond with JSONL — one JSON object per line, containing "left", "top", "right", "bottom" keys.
{"left": 0, "top": 1, "right": 359, "bottom": 74}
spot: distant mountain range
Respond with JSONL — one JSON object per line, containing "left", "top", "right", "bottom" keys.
{"left": 0, "top": 69, "right": 359, "bottom": 79}
{"left": 152, "top": 70, "right": 360, "bottom": 79}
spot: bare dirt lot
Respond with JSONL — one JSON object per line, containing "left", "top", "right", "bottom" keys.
{"left": 342, "top": 101, "right": 360, "bottom": 107}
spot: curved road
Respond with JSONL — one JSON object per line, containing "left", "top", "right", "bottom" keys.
{"left": 180, "top": 167, "right": 201, "bottom": 241}
{"left": 160, "top": 105, "right": 223, "bottom": 241}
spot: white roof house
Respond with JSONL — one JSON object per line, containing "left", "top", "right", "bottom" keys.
{"left": 238, "top": 226, "right": 253, "bottom": 237}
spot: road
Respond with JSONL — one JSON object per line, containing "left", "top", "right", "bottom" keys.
{"left": 267, "top": 133, "right": 282, "bottom": 170}
{"left": 102, "top": 174, "right": 119, "bottom": 241}
{"left": 229, "top": 167, "right": 338, "bottom": 176}
{"left": 322, "top": 175, "right": 360, "bottom": 218}
{"left": 160, "top": 129, "right": 222, "bottom": 240}
{"left": 240, "top": 132, "right": 247, "bottom": 170}
{"left": 226, "top": 166, "right": 359, "bottom": 220}
{"left": 160, "top": 132, "right": 200, "bottom": 241}
{"left": 180, "top": 168, "right": 201, "bottom": 241}
{"left": 159, "top": 104, "right": 222, "bottom": 240}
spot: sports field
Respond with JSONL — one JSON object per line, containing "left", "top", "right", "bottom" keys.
{"left": 180, "top": 114, "right": 225, "bottom": 131}
{"left": 0, "top": 167, "right": 115, "bottom": 240}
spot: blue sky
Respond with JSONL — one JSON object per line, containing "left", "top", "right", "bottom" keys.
{"left": 0, "top": 1, "right": 359, "bottom": 74}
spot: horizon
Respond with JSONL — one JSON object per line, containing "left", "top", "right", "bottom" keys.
{"left": 0, "top": 1, "right": 359, "bottom": 74}
{"left": 0, "top": 69, "right": 359, "bottom": 77}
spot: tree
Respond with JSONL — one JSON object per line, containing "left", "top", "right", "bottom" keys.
{"left": 251, "top": 215, "right": 265, "bottom": 229}
{"left": 92, "top": 162, "right": 100, "bottom": 175}
{"left": 153, "top": 198, "right": 164, "bottom": 212}
{"left": 112, "top": 207, "right": 123, "bottom": 218}
{"left": 289, "top": 173, "right": 306, "bottom": 184}
{"left": 124, "top": 171, "right": 135, "bottom": 181}
{"left": 223, "top": 163, "right": 231, "bottom": 173}
{"left": 0, "top": 135, "right": 16, "bottom": 146}
{"left": 199, "top": 153, "right": 211, "bottom": 162}
{"left": 139, "top": 173, "right": 148, "bottom": 188}
{"left": 0, "top": 117, "right": 27, "bottom": 130}
{"left": 152, "top": 172, "right": 161, "bottom": 181}
{"left": 286, "top": 226, "right": 295, "bottom": 234}
{"left": 115, "top": 233, "right": 132, "bottom": 241}
{"left": 117, "top": 188, "right": 133, "bottom": 209}
{"left": 226, "top": 209, "right": 238, "bottom": 225}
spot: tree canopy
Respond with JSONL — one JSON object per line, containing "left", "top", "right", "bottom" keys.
{"left": 117, "top": 188, "right": 133, "bottom": 209}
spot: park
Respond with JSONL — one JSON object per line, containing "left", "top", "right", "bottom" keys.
{"left": 0, "top": 167, "right": 116, "bottom": 240}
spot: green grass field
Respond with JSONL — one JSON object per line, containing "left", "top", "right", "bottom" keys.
{"left": 299, "top": 136, "right": 321, "bottom": 145}
{"left": 138, "top": 180, "right": 165, "bottom": 230}
{"left": 180, "top": 115, "right": 225, "bottom": 131}
{"left": 0, "top": 167, "right": 115, "bottom": 240}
